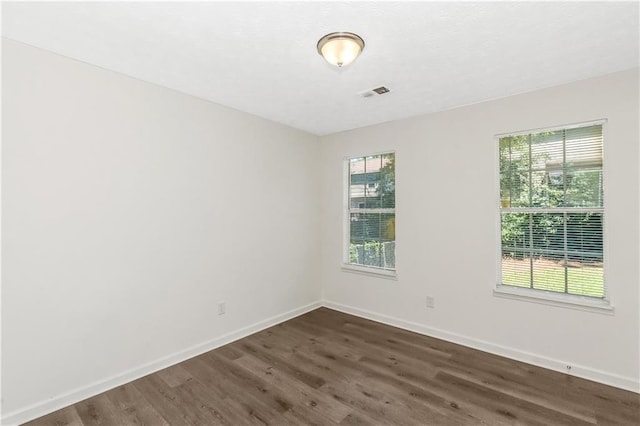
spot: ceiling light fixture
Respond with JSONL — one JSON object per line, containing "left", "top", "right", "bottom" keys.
{"left": 317, "top": 32, "right": 365, "bottom": 68}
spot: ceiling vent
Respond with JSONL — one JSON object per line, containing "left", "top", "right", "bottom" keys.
{"left": 358, "top": 86, "right": 391, "bottom": 98}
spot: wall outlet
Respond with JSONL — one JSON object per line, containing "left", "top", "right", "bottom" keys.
{"left": 218, "top": 301, "right": 226, "bottom": 315}
{"left": 426, "top": 296, "right": 435, "bottom": 309}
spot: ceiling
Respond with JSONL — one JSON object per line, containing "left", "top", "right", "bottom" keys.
{"left": 2, "top": 1, "right": 638, "bottom": 136}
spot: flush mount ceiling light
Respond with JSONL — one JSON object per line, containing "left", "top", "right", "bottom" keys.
{"left": 317, "top": 32, "right": 365, "bottom": 68}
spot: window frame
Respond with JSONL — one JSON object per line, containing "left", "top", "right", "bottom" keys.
{"left": 493, "top": 120, "right": 613, "bottom": 313}
{"left": 342, "top": 151, "right": 397, "bottom": 279}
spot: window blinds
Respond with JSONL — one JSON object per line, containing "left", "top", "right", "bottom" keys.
{"left": 499, "top": 124, "right": 604, "bottom": 298}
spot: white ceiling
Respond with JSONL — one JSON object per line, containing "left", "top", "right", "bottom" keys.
{"left": 2, "top": 1, "right": 639, "bottom": 136}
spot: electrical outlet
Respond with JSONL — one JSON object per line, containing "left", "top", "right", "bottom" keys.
{"left": 426, "top": 296, "right": 435, "bottom": 309}
{"left": 218, "top": 301, "right": 226, "bottom": 315}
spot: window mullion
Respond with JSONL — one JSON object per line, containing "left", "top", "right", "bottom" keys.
{"left": 564, "top": 212, "right": 569, "bottom": 294}
{"left": 363, "top": 157, "right": 367, "bottom": 208}
{"left": 562, "top": 130, "right": 569, "bottom": 294}
{"left": 529, "top": 212, "right": 534, "bottom": 289}
{"left": 503, "top": 207, "right": 603, "bottom": 214}
{"left": 528, "top": 134, "right": 534, "bottom": 290}
{"left": 528, "top": 133, "right": 533, "bottom": 207}
{"left": 509, "top": 138, "right": 513, "bottom": 207}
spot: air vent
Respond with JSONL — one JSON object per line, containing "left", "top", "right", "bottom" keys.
{"left": 358, "top": 86, "right": 391, "bottom": 98}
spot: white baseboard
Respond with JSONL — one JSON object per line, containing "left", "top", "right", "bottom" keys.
{"left": 1, "top": 301, "right": 322, "bottom": 426}
{"left": 322, "top": 300, "right": 640, "bottom": 394}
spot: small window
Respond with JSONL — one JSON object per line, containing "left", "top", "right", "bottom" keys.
{"left": 498, "top": 123, "right": 605, "bottom": 300}
{"left": 345, "top": 152, "right": 395, "bottom": 273}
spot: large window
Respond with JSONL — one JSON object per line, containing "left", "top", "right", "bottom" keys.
{"left": 345, "top": 152, "right": 395, "bottom": 273}
{"left": 498, "top": 122, "right": 605, "bottom": 299}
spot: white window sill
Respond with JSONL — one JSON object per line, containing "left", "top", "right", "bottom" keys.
{"left": 342, "top": 264, "right": 397, "bottom": 280}
{"left": 493, "top": 285, "right": 614, "bottom": 315}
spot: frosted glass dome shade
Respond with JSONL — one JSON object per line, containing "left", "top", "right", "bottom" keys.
{"left": 317, "top": 32, "right": 365, "bottom": 67}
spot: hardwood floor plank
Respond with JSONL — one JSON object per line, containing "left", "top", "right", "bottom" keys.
{"left": 184, "top": 356, "right": 297, "bottom": 426}
{"left": 24, "top": 308, "right": 640, "bottom": 425}
{"left": 247, "top": 326, "right": 470, "bottom": 425}
{"left": 105, "top": 383, "right": 171, "bottom": 425}
{"left": 435, "top": 370, "right": 595, "bottom": 425}
{"left": 337, "top": 412, "right": 375, "bottom": 425}
{"left": 297, "top": 312, "right": 453, "bottom": 362}
{"left": 180, "top": 357, "right": 271, "bottom": 425}
{"left": 156, "top": 365, "right": 194, "bottom": 388}
{"left": 24, "top": 405, "right": 83, "bottom": 426}
{"left": 232, "top": 350, "right": 353, "bottom": 423}
{"left": 233, "top": 336, "right": 401, "bottom": 425}
{"left": 231, "top": 340, "right": 327, "bottom": 390}
{"left": 73, "top": 394, "right": 122, "bottom": 426}
{"left": 264, "top": 325, "right": 475, "bottom": 424}
{"left": 132, "top": 374, "right": 215, "bottom": 425}
{"left": 307, "top": 346, "right": 479, "bottom": 425}
{"left": 204, "top": 351, "right": 326, "bottom": 425}
{"left": 590, "top": 388, "right": 640, "bottom": 425}
{"left": 435, "top": 363, "right": 597, "bottom": 423}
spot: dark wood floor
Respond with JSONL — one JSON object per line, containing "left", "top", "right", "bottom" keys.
{"left": 25, "top": 307, "right": 639, "bottom": 425}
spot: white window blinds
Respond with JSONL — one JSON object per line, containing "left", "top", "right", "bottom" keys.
{"left": 499, "top": 123, "right": 604, "bottom": 298}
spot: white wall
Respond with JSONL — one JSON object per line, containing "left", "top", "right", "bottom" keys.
{"left": 319, "top": 69, "right": 639, "bottom": 391}
{"left": 2, "top": 39, "right": 321, "bottom": 422}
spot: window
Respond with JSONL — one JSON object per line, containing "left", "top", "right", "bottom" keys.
{"left": 345, "top": 152, "right": 395, "bottom": 273}
{"left": 498, "top": 122, "right": 605, "bottom": 300}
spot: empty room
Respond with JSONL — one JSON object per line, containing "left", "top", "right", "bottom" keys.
{"left": 2, "top": 2, "right": 639, "bottom": 425}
